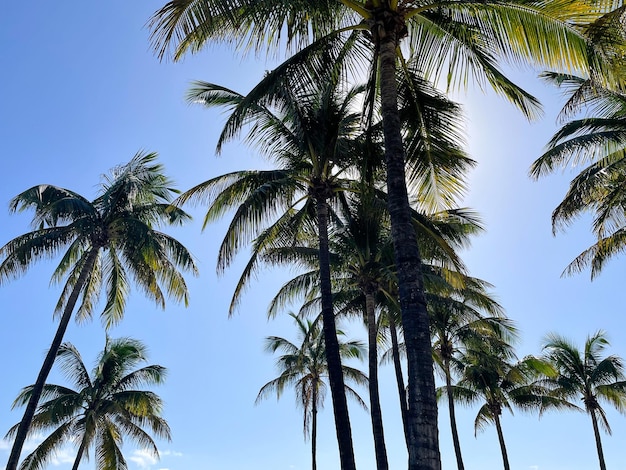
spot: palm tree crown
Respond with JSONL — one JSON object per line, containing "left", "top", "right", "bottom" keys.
{"left": 257, "top": 313, "right": 367, "bottom": 470}
{"left": 542, "top": 331, "right": 626, "bottom": 470}
{"left": 531, "top": 78, "right": 626, "bottom": 278}
{"left": 7, "top": 337, "right": 171, "bottom": 470}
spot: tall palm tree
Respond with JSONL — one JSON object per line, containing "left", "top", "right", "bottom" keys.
{"left": 0, "top": 152, "right": 197, "bottom": 470}
{"left": 7, "top": 337, "right": 170, "bottom": 470}
{"left": 176, "top": 74, "right": 366, "bottom": 467}
{"left": 149, "top": 4, "right": 592, "bottom": 468}
{"left": 542, "top": 331, "right": 626, "bottom": 470}
{"left": 256, "top": 313, "right": 367, "bottom": 470}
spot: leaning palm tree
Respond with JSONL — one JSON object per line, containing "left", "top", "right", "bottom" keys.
{"left": 0, "top": 152, "right": 197, "bottom": 470}
{"left": 256, "top": 312, "right": 367, "bottom": 470}
{"left": 149, "top": 4, "right": 593, "bottom": 467}
{"left": 542, "top": 331, "right": 626, "bottom": 470}
{"left": 7, "top": 337, "right": 170, "bottom": 470}
{"left": 177, "top": 74, "right": 366, "bottom": 464}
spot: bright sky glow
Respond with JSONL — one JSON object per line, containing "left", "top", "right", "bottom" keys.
{"left": 1, "top": 2, "right": 625, "bottom": 470}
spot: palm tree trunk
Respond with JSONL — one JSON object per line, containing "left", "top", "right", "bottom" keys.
{"left": 444, "top": 360, "right": 465, "bottom": 470}
{"left": 377, "top": 23, "right": 440, "bottom": 470}
{"left": 315, "top": 197, "right": 356, "bottom": 470}
{"left": 312, "top": 386, "right": 318, "bottom": 470}
{"left": 590, "top": 411, "right": 607, "bottom": 470}
{"left": 388, "top": 312, "right": 409, "bottom": 448}
{"left": 71, "top": 434, "right": 89, "bottom": 470}
{"left": 365, "top": 291, "right": 389, "bottom": 470}
{"left": 493, "top": 411, "right": 510, "bottom": 470}
{"left": 6, "top": 249, "right": 98, "bottom": 470}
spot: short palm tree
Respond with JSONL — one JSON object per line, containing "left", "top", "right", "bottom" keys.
{"left": 429, "top": 273, "right": 512, "bottom": 470}
{"left": 0, "top": 152, "right": 197, "bottom": 470}
{"left": 7, "top": 337, "right": 171, "bottom": 470}
{"left": 256, "top": 313, "right": 367, "bottom": 470}
{"left": 443, "top": 340, "right": 553, "bottom": 470}
{"left": 542, "top": 331, "right": 626, "bottom": 470}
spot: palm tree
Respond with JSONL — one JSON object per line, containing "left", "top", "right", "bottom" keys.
{"left": 542, "top": 331, "right": 626, "bottom": 470}
{"left": 443, "top": 340, "right": 554, "bottom": 470}
{"left": 428, "top": 272, "right": 512, "bottom": 470}
{"left": 149, "top": 4, "right": 592, "bottom": 468}
{"left": 0, "top": 152, "right": 197, "bottom": 470}
{"left": 7, "top": 337, "right": 170, "bottom": 470}
{"left": 256, "top": 313, "right": 367, "bottom": 470}
{"left": 176, "top": 74, "right": 366, "bottom": 467}
{"left": 530, "top": 78, "right": 626, "bottom": 278}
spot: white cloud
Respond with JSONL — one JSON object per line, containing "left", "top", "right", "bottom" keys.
{"left": 160, "top": 450, "right": 183, "bottom": 458}
{"left": 49, "top": 448, "right": 75, "bottom": 466}
{"left": 529, "top": 466, "right": 539, "bottom": 470}
{"left": 129, "top": 449, "right": 159, "bottom": 469}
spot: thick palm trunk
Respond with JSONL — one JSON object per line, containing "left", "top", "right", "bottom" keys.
{"left": 388, "top": 312, "right": 409, "bottom": 448}
{"left": 7, "top": 249, "right": 98, "bottom": 470}
{"left": 493, "top": 411, "right": 510, "bottom": 470}
{"left": 444, "top": 361, "right": 465, "bottom": 470}
{"left": 315, "top": 197, "right": 356, "bottom": 470}
{"left": 590, "top": 411, "right": 607, "bottom": 470}
{"left": 312, "top": 387, "right": 318, "bottom": 470}
{"left": 365, "top": 291, "right": 389, "bottom": 470}
{"left": 377, "top": 25, "right": 441, "bottom": 470}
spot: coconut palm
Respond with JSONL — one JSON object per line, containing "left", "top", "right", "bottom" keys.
{"left": 7, "top": 337, "right": 170, "bottom": 470}
{"left": 530, "top": 78, "right": 626, "bottom": 278}
{"left": 428, "top": 272, "right": 512, "bottom": 470}
{"left": 442, "top": 339, "right": 555, "bottom": 470}
{"left": 257, "top": 313, "right": 367, "bottom": 470}
{"left": 149, "top": 3, "right": 593, "bottom": 467}
{"left": 542, "top": 331, "right": 626, "bottom": 470}
{"left": 176, "top": 73, "right": 366, "bottom": 467}
{"left": 0, "top": 152, "right": 197, "bottom": 470}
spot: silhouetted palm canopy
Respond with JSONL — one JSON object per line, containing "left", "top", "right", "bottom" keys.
{"left": 8, "top": 337, "right": 170, "bottom": 470}
{"left": 0, "top": 152, "right": 197, "bottom": 470}
{"left": 443, "top": 341, "right": 555, "bottom": 470}
{"left": 257, "top": 313, "right": 367, "bottom": 470}
{"left": 428, "top": 272, "right": 510, "bottom": 470}
{"left": 531, "top": 78, "right": 626, "bottom": 278}
{"left": 542, "top": 331, "right": 626, "bottom": 470}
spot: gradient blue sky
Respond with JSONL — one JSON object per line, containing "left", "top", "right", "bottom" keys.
{"left": 1, "top": 2, "right": 625, "bottom": 470}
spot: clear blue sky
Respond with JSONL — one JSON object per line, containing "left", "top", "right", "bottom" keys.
{"left": 1, "top": 2, "right": 625, "bottom": 470}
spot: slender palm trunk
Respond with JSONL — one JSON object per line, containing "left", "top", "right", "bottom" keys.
{"left": 590, "top": 410, "right": 607, "bottom": 470}
{"left": 71, "top": 434, "right": 89, "bottom": 470}
{"left": 312, "top": 386, "right": 318, "bottom": 470}
{"left": 365, "top": 291, "right": 389, "bottom": 470}
{"left": 388, "top": 313, "right": 409, "bottom": 448}
{"left": 444, "top": 360, "right": 465, "bottom": 470}
{"left": 377, "top": 25, "right": 440, "bottom": 470}
{"left": 315, "top": 197, "right": 356, "bottom": 470}
{"left": 7, "top": 249, "right": 98, "bottom": 470}
{"left": 492, "top": 410, "right": 510, "bottom": 470}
